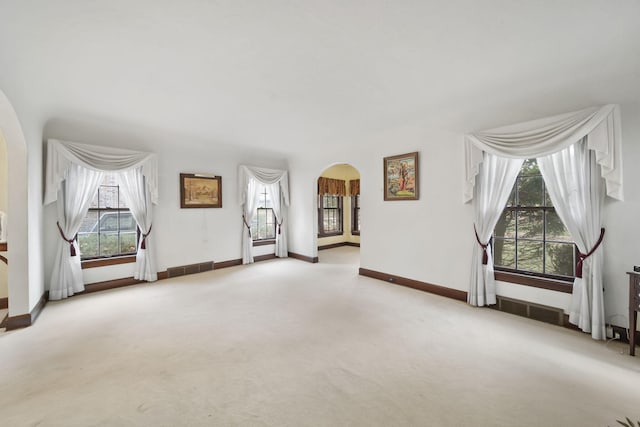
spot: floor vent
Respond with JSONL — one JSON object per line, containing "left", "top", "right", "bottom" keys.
{"left": 496, "top": 296, "right": 564, "bottom": 326}
{"left": 167, "top": 261, "right": 214, "bottom": 278}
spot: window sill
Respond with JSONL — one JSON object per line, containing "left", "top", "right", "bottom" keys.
{"left": 82, "top": 255, "right": 137, "bottom": 269}
{"left": 253, "top": 239, "right": 275, "bottom": 247}
{"left": 318, "top": 232, "right": 344, "bottom": 238}
{"left": 494, "top": 270, "right": 573, "bottom": 294}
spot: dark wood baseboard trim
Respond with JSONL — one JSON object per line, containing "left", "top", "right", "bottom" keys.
{"left": 5, "top": 291, "right": 48, "bottom": 331}
{"left": 318, "top": 242, "right": 361, "bottom": 250}
{"left": 254, "top": 254, "right": 277, "bottom": 262}
{"left": 157, "top": 271, "right": 168, "bottom": 280}
{"left": 82, "top": 255, "right": 136, "bottom": 269}
{"left": 288, "top": 252, "right": 319, "bottom": 263}
{"left": 359, "top": 268, "right": 467, "bottom": 302}
{"left": 83, "top": 277, "right": 145, "bottom": 294}
{"left": 214, "top": 259, "right": 243, "bottom": 269}
{"left": 167, "top": 261, "right": 214, "bottom": 278}
{"left": 0, "top": 296, "right": 7, "bottom": 310}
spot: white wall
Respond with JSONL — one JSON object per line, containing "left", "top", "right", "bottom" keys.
{"left": 42, "top": 121, "right": 288, "bottom": 286}
{"left": 289, "top": 104, "right": 640, "bottom": 330}
{"left": 317, "top": 163, "right": 360, "bottom": 247}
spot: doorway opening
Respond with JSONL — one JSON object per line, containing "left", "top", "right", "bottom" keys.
{"left": 316, "top": 163, "right": 360, "bottom": 267}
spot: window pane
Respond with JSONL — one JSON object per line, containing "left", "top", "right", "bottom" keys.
{"left": 99, "top": 186, "right": 119, "bottom": 209}
{"left": 78, "top": 233, "right": 98, "bottom": 258}
{"left": 517, "top": 240, "right": 544, "bottom": 273}
{"left": 100, "top": 233, "right": 119, "bottom": 257}
{"left": 505, "top": 186, "right": 516, "bottom": 207}
{"left": 517, "top": 175, "right": 544, "bottom": 207}
{"left": 494, "top": 210, "right": 515, "bottom": 239}
{"left": 494, "top": 238, "right": 515, "bottom": 269}
{"left": 120, "top": 231, "right": 137, "bottom": 254}
{"left": 546, "top": 210, "right": 571, "bottom": 242}
{"left": 545, "top": 242, "right": 575, "bottom": 276}
{"left": 517, "top": 210, "right": 543, "bottom": 239}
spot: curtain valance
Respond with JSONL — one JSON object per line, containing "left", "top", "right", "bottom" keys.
{"left": 318, "top": 177, "right": 346, "bottom": 196}
{"left": 238, "top": 165, "right": 290, "bottom": 206}
{"left": 45, "top": 139, "right": 158, "bottom": 205}
{"left": 349, "top": 179, "right": 360, "bottom": 196}
{"left": 463, "top": 104, "right": 623, "bottom": 203}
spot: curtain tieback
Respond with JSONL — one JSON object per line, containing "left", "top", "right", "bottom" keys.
{"left": 474, "top": 225, "right": 489, "bottom": 265}
{"left": 242, "top": 214, "right": 251, "bottom": 238}
{"left": 277, "top": 218, "right": 283, "bottom": 235}
{"left": 57, "top": 221, "right": 77, "bottom": 257}
{"left": 576, "top": 228, "right": 605, "bottom": 279}
{"left": 141, "top": 224, "right": 152, "bottom": 250}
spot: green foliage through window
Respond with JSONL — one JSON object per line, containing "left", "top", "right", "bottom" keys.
{"left": 493, "top": 159, "right": 575, "bottom": 278}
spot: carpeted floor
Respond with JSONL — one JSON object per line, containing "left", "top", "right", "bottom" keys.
{"left": 0, "top": 246, "right": 638, "bottom": 426}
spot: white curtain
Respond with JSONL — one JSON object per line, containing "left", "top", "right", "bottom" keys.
{"left": 238, "top": 165, "right": 290, "bottom": 263}
{"left": 464, "top": 105, "right": 622, "bottom": 340}
{"left": 469, "top": 153, "right": 523, "bottom": 307}
{"left": 538, "top": 140, "right": 606, "bottom": 339}
{"left": 118, "top": 167, "right": 157, "bottom": 282}
{"left": 266, "top": 182, "right": 288, "bottom": 257}
{"left": 241, "top": 179, "right": 260, "bottom": 264}
{"left": 49, "top": 164, "right": 104, "bottom": 300}
{"left": 46, "top": 139, "right": 159, "bottom": 300}
{"left": 464, "top": 104, "right": 623, "bottom": 203}
{"left": 45, "top": 139, "right": 158, "bottom": 205}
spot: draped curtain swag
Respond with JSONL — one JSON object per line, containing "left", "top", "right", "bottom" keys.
{"left": 349, "top": 179, "right": 360, "bottom": 196}
{"left": 45, "top": 139, "right": 159, "bottom": 300}
{"left": 318, "top": 177, "right": 346, "bottom": 196}
{"left": 464, "top": 105, "right": 623, "bottom": 340}
{"left": 238, "top": 165, "right": 290, "bottom": 264}
{"left": 463, "top": 104, "right": 623, "bottom": 203}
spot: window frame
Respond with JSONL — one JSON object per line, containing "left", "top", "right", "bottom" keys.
{"left": 251, "top": 185, "right": 276, "bottom": 244}
{"left": 493, "top": 159, "right": 576, "bottom": 285}
{"left": 351, "top": 194, "right": 360, "bottom": 235}
{"left": 318, "top": 194, "right": 344, "bottom": 237}
{"left": 79, "top": 179, "right": 139, "bottom": 262}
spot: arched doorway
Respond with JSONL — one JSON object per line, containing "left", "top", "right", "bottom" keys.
{"left": 0, "top": 89, "right": 30, "bottom": 323}
{"left": 315, "top": 163, "right": 360, "bottom": 265}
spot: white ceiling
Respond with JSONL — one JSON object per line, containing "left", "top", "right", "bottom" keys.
{"left": 1, "top": 0, "right": 639, "bottom": 154}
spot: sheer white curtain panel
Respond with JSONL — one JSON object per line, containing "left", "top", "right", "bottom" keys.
{"left": 241, "top": 179, "right": 260, "bottom": 264}
{"left": 118, "top": 167, "right": 157, "bottom": 281}
{"left": 266, "top": 182, "right": 288, "bottom": 257}
{"left": 537, "top": 140, "right": 606, "bottom": 339}
{"left": 49, "top": 164, "right": 104, "bottom": 300}
{"left": 469, "top": 153, "right": 523, "bottom": 307}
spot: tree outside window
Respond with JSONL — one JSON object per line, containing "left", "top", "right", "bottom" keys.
{"left": 251, "top": 185, "right": 276, "bottom": 240}
{"left": 493, "top": 159, "right": 575, "bottom": 278}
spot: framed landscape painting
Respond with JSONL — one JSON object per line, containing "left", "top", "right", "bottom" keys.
{"left": 180, "top": 173, "right": 222, "bottom": 208}
{"left": 384, "top": 152, "right": 419, "bottom": 201}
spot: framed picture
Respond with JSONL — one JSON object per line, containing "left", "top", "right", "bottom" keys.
{"left": 180, "top": 173, "right": 222, "bottom": 208}
{"left": 384, "top": 152, "right": 419, "bottom": 201}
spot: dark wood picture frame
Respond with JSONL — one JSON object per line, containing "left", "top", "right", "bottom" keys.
{"left": 180, "top": 173, "right": 222, "bottom": 208}
{"left": 383, "top": 151, "right": 419, "bottom": 201}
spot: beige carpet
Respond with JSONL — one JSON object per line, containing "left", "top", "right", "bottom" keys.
{"left": 0, "top": 247, "right": 638, "bottom": 426}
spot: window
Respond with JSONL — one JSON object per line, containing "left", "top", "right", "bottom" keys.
{"left": 351, "top": 195, "right": 360, "bottom": 234}
{"left": 493, "top": 159, "right": 575, "bottom": 279}
{"left": 78, "top": 173, "right": 138, "bottom": 259}
{"left": 251, "top": 185, "right": 276, "bottom": 241}
{"left": 318, "top": 194, "right": 343, "bottom": 236}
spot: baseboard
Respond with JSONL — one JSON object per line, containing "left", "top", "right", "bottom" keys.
{"left": 359, "top": 268, "right": 467, "bottom": 302}
{"left": 5, "top": 290, "right": 48, "bottom": 331}
{"left": 254, "top": 254, "right": 277, "bottom": 262}
{"left": 318, "top": 242, "right": 360, "bottom": 250}
{"left": 288, "top": 251, "right": 319, "bottom": 263}
{"left": 0, "top": 296, "right": 7, "bottom": 310}
{"left": 167, "top": 261, "right": 214, "bottom": 278}
{"left": 214, "top": 259, "right": 243, "bottom": 269}
{"left": 83, "top": 277, "right": 146, "bottom": 294}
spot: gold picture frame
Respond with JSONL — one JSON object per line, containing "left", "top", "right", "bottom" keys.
{"left": 383, "top": 152, "right": 419, "bottom": 201}
{"left": 180, "top": 173, "right": 222, "bottom": 208}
